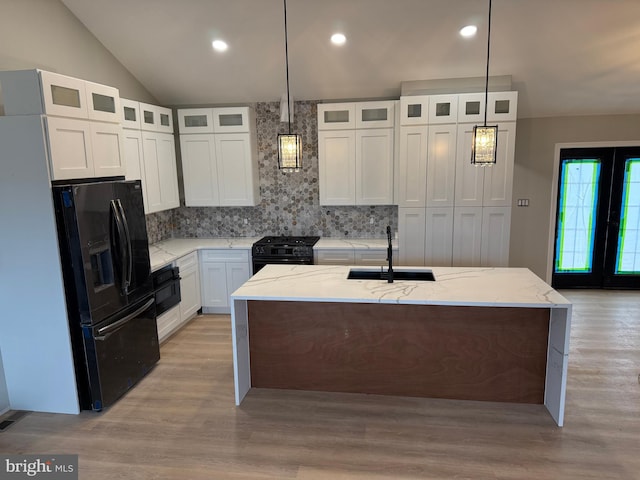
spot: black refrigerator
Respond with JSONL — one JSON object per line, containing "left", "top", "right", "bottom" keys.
{"left": 52, "top": 179, "right": 160, "bottom": 411}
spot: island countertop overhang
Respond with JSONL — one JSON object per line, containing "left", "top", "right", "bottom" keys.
{"left": 231, "top": 264, "right": 571, "bottom": 309}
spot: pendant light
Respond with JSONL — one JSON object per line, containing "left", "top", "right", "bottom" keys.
{"left": 277, "top": 0, "right": 302, "bottom": 172}
{"left": 471, "top": 0, "right": 498, "bottom": 166}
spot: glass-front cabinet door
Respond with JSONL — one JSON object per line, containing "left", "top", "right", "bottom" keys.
{"left": 356, "top": 101, "right": 394, "bottom": 129}
{"left": 40, "top": 70, "right": 89, "bottom": 118}
{"left": 213, "top": 107, "right": 250, "bottom": 134}
{"left": 178, "top": 108, "right": 214, "bottom": 134}
{"left": 317, "top": 103, "right": 356, "bottom": 130}
{"left": 85, "top": 81, "right": 120, "bottom": 123}
{"left": 400, "top": 95, "right": 429, "bottom": 126}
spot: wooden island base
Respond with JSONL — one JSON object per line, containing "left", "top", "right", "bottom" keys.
{"left": 248, "top": 300, "right": 550, "bottom": 404}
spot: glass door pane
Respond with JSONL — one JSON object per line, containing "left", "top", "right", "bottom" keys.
{"left": 615, "top": 158, "right": 640, "bottom": 274}
{"left": 555, "top": 159, "right": 601, "bottom": 273}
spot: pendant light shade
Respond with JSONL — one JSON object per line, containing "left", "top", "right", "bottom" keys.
{"left": 471, "top": 125, "right": 498, "bottom": 165}
{"left": 471, "top": 0, "right": 498, "bottom": 166}
{"left": 278, "top": 133, "right": 302, "bottom": 170}
{"left": 278, "top": 0, "right": 301, "bottom": 172}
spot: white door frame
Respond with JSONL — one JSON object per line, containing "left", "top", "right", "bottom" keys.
{"left": 546, "top": 140, "right": 640, "bottom": 283}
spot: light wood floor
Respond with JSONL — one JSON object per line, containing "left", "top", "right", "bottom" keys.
{"left": 1, "top": 290, "right": 639, "bottom": 479}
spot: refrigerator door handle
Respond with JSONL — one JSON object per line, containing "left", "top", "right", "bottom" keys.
{"left": 110, "top": 200, "right": 128, "bottom": 294}
{"left": 95, "top": 298, "right": 155, "bottom": 341}
{"left": 116, "top": 199, "right": 133, "bottom": 294}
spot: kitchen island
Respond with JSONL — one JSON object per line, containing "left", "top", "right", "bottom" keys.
{"left": 230, "top": 264, "right": 572, "bottom": 426}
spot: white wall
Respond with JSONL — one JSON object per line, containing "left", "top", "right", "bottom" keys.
{"left": 0, "top": 0, "right": 156, "bottom": 111}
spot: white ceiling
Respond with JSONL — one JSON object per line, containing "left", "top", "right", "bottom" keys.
{"left": 61, "top": 0, "right": 640, "bottom": 119}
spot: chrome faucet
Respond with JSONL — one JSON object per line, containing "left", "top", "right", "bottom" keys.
{"left": 386, "top": 225, "right": 394, "bottom": 283}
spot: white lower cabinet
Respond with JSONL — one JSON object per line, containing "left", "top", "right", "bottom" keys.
{"left": 425, "top": 207, "right": 454, "bottom": 266}
{"left": 315, "top": 248, "right": 393, "bottom": 266}
{"left": 155, "top": 252, "right": 201, "bottom": 344}
{"left": 177, "top": 252, "right": 201, "bottom": 322}
{"left": 200, "top": 249, "right": 251, "bottom": 314}
{"left": 315, "top": 249, "right": 355, "bottom": 265}
{"left": 156, "top": 305, "right": 181, "bottom": 344}
{"left": 481, "top": 207, "right": 512, "bottom": 267}
{"left": 398, "top": 207, "right": 426, "bottom": 266}
{"left": 452, "top": 207, "right": 483, "bottom": 267}
{"left": 354, "top": 250, "right": 388, "bottom": 266}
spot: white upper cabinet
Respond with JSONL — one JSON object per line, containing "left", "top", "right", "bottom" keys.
{"left": 121, "top": 98, "right": 142, "bottom": 130}
{"left": 142, "top": 132, "right": 180, "bottom": 213}
{"left": 318, "top": 101, "right": 395, "bottom": 206}
{"left": 483, "top": 122, "right": 516, "bottom": 206}
{"left": 46, "top": 117, "right": 93, "bottom": 180}
{"left": 488, "top": 91, "right": 518, "bottom": 122}
{"left": 428, "top": 94, "right": 458, "bottom": 124}
{"left": 177, "top": 106, "right": 260, "bottom": 207}
{"left": 215, "top": 132, "right": 259, "bottom": 206}
{"left": 399, "top": 95, "right": 429, "bottom": 126}
{"left": 455, "top": 122, "right": 516, "bottom": 207}
{"left": 213, "top": 107, "right": 250, "bottom": 133}
{"left": 0, "top": 69, "right": 127, "bottom": 181}
{"left": 40, "top": 71, "right": 89, "bottom": 118}
{"left": 318, "top": 130, "right": 356, "bottom": 205}
{"left": 457, "top": 93, "right": 486, "bottom": 124}
{"left": 139, "top": 102, "right": 173, "bottom": 133}
{"left": 317, "top": 103, "right": 356, "bottom": 130}
{"left": 121, "top": 98, "right": 179, "bottom": 214}
{"left": 90, "top": 122, "right": 125, "bottom": 177}
{"left": 180, "top": 134, "right": 219, "bottom": 206}
{"left": 0, "top": 70, "right": 120, "bottom": 124}
{"left": 355, "top": 128, "right": 394, "bottom": 204}
{"left": 178, "top": 108, "right": 214, "bottom": 134}
{"left": 397, "top": 125, "right": 428, "bottom": 207}
{"left": 397, "top": 91, "right": 516, "bottom": 268}
{"left": 85, "top": 81, "right": 120, "bottom": 123}
{"left": 426, "top": 124, "right": 457, "bottom": 207}
{"left": 355, "top": 101, "right": 395, "bottom": 129}
{"left": 46, "top": 116, "right": 125, "bottom": 180}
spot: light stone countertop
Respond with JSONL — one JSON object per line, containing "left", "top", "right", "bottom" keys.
{"left": 231, "top": 264, "right": 571, "bottom": 309}
{"left": 149, "top": 238, "right": 258, "bottom": 271}
{"left": 314, "top": 238, "right": 397, "bottom": 250}
{"left": 149, "top": 237, "right": 396, "bottom": 271}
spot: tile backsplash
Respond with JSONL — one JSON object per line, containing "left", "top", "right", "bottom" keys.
{"left": 145, "top": 100, "right": 397, "bottom": 244}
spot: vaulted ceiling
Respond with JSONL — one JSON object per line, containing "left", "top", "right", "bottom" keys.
{"left": 61, "top": 0, "right": 640, "bottom": 119}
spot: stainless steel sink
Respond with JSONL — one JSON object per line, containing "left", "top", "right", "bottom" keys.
{"left": 347, "top": 268, "right": 435, "bottom": 281}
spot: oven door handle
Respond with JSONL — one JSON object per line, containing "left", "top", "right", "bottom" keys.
{"left": 95, "top": 298, "right": 155, "bottom": 341}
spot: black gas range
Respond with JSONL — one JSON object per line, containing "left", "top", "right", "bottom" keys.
{"left": 252, "top": 236, "right": 320, "bottom": 274}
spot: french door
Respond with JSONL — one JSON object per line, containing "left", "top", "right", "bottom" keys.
{"left": 552, "top": 147, "right": 640, "bottom": 289}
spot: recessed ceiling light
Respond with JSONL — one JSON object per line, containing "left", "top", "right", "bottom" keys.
{"left": 459, "top": 25, "right": 477, "bottom": 38}
{"left": 331, "top": 33, "right": 347, "bottom": 46}
{"left": 212, "top": 39, "right": 228, "bottom": 52}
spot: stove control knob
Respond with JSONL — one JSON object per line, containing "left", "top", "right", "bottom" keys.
{"left": 255, "top": 246, "right": 265, "bottom": 255}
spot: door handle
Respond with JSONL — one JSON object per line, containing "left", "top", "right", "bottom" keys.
{"left": 95, "top": 298, "right": 155, "bottom": 341}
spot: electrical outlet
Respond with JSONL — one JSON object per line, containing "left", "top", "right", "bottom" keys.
{"left": 370, "top": 216, "right": 374, "bottom": 224}
{"left": 243, "top": 218, "right": 248, "bottom": 225}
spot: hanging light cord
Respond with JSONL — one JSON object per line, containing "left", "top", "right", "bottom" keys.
{"left": 283, "top": 0, "right": 292, "bottom": 134}
{"left": 483, "top": 0, "right": 492, "bottom": 127}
